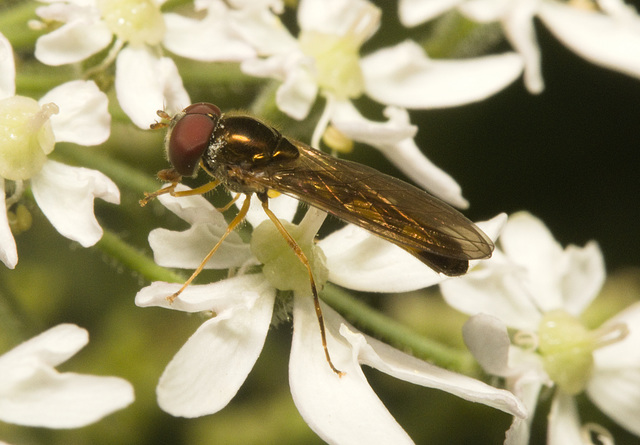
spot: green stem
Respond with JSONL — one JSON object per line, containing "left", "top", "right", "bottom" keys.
{"left": 97, "top": 230, "right": 185, "bottom": 284}
{"left": 54, "top": 143, "right": 160, "bottom": 196}
{"left": 0, "top": 1, "right": 41, "bottom": 51}
{"left": 321, "top": 283, "right": 480, "bottom": 376}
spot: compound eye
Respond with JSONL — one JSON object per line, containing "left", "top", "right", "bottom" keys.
{"left": 184, "top": 102, "right": 221, "bottom": 117}
{"left": 168, "top": 103, "right": 220, "bottom": 176}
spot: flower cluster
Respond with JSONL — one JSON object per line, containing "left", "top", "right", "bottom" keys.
{"left": 1, "top": 0, "right": 639, "bottom": 443}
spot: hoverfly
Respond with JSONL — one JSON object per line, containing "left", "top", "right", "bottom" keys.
{"left": 142, "top": 103, "right": 494, "bottom": 375}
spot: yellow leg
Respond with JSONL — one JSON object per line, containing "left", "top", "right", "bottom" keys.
{"left": 140, "top": 175, "right": 220, "bottom": 206}
{"left": 167, "top": 194, "right": 252, "bottom": 303}
{"left": 260, "top": 196, "right": 344, "bottom": 377}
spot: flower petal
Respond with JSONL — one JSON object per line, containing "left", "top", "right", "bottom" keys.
{"left": 0, "top": 371, "right": 133, "bottom": 428}
{"left": 31, "top": 160, "right": 120, "bottom": 247}
{"left": 504, "top": 372, "right": 544, "bottom": 445}
{"left": 498, "top": 0, "right": 544, "bottom": 93}
{"left": 135, "top": 274, "right": 270, "bottom": 313}
{"left": 157, "top": 184, "right": 228, "bottom": 226}
{"left": 499, "top": 212, "right": 603, "bottom": 314}
{"left": 115, "top": 47, "right": 190, "bottom": 129}
{"left": 289, "top": 293, "right": 414, "bottom": 444}
{"left": 149, "top": 187, "right": 252, "bottom": 269}
{"left": 0, "top": 324, "right": 134, "bottom": 428}
{"left": 149, "top": 224, "right": 252, "bottom": 270}
{"left": 154, "top": 276, "right": 276, "bottom": 417}
{"left": 298, "top": 0, "right": 380, "bottom": 38}
{"left": 0, "top": 324, "right": 88, "bottom": 369}
{"left": 237, "top": 192, "right": 299, "bottom": 228}
{"left": 547, "top": 392, "right": 583, "bottom": 445}
{"left": 0, "top": 32, "right": 16, "bottom": 99}
{"left": 361, "top": 41, "right": 523, "bottom": 108}
{"left": 539, "top": 1, "right": 640, "bottom": 81}
{"left": 163, "top": 6, "right": 256, "bottom": 62}
{"left": 331, "top": 102, "right": 467, "bottom": 207}
{"left": 587, "top": 302, "right": 640, "bottom": 436}
{"left": 463, "top": 314, "right": 512, "bottom": 376}
{"left": 320, "top": 224, "right": 444, "bottom": 292}
{"left": 0, "top": 181, "right": 17, "bottom": 269}
{"left": 351, "top": 330, "right": 526, "bottom": 418}
{"left": 290, "top": 294, "right": 525, "bottom": 443}
{"left": 39, "top": 80, "right": 110, "bottom": 146}
{"left": 34, "top": 11, "right": 112, "bottom": 66}
{"left": 560, "top": 241, "right": 605, "bottom": 316}
{"left": 276, "top": 60, "right": 319, "bottom": 120}
{"left": 398, "top": 0, "right": 463, "bottom": 27}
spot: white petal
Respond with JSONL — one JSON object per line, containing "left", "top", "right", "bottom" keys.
{"left": 330, "top": 100, "right": 417, "bottom": 146}
{"left": 31, "top": 160, "right": 120, "bottom": 247}
{"left": 560, "top": 241, "right": 605, "bottom": 316}
{"left": 0, "top": 324, "right": 88, "bottom": 369}
{"left": 361, "top": 41, "right": 523, "bottom": 108}
{"left": 320, "top": 224, "right": 444, "bottom": 293}
{"left": 499, "top": 0, "right": 545, "bottom": 93}
{"left": 331, "top": 102, "right": 468, "bottom": 207}
{"left": 230, "top": 6, "right": 297, "bottom": 55}
{"left": 0, "top": 371, "right": 133, "bottom": 428}
{"left": 39, "top": 80, "right": 110, "bottom": 145}
{"left": 289, "top": 293, "right": 414, "bottom": 444}
{"left": 150, "top": 224, "right": 251, "bottom": 270}
{"left": 298, "top": 0, "right": 380, "bottom": 38}
{"left": 500, "top": 212, "right": 603, "bottom": 314}
{"left": 0, "top": 181, "right": 17, "bottom": 268}
{"left": 34, "top": 18, "right": 112, "bottom": 66}
{"left": 150, "top": 188, "right": 252, "bottom": 269}
{"left": 163, "top": 8, "right": 256, "bottom": 62}
{"left": 504, "top": 373, "right": 545, "bottom": 445}
{"left": 440, "top": 251, "right": 543, "bottom": 330}
{"left": 0, "top": 32, "right": 16, "bottom": 99}
{"left": 155, "top": 276, "right": 275, "bottom": 417}
{"left": 237, "top": 192, "right": 299, "bottom": 228}
{"left": 115, "top": 47, "right": 190, "bottom": 129}
{"left": 547, "top": 392, "right": 583, "bottom": 445}
{"left": 157, "top": 185, "right": 228, "bottom": 226}
{"left": 351, "top": 327, "right": 526, "bottom": 417}
{"left": 458, "top": 0, "right": 511, "bottom": 22}
{"left": 275, "top": 62, "right": 319, "bottom": 120}
{"left": 398, "top": 0, "right": 463, "bottom": 27}
{"left": 499, "top": 211, "right": 567, "bottom": 310}
{"left": 0, "top": 324, "right": 134, "bottom": 428}
{"left": 587, "top": 302, "right": 640, "bottom": 436}
{"left": 463, "top": 314, "right": 512, "bottom": 376}
{"left": 539, "top": 1, "right": 640, "bottom": 81}
{"left": 135, "top": 274, "right": 270, "bottom": 313}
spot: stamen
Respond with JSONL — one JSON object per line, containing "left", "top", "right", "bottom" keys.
{"left": 580, "top": 422, "right": 614, "bottom": 445}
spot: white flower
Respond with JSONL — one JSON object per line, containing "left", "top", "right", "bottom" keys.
{"left": 440, "top": 211, "right": 640, "bottom": 444}
{"left": 33, "top": 0, "right": 195, "bottom": 128}
{"left": 399, "top": 0, "right": 640, "bottom": 94}
{"left": 237, "top": 0, "right": 523, "bottom": 208}
{"left": 135, "top": 188, "right": 525, "bottom": 444}
{"left": 0, "top": 33, "right": 119, "bottom": 268}
{"left": 0, "top": 324, "right": 134, "bottom": 428}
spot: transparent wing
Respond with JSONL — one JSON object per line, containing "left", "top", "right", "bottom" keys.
{"left": 255, "top": 140, "right": 494, "bottom": 276}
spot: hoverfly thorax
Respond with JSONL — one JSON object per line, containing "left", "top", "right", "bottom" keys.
{"left": 202, "top": 115, "right": 300, "bottom": 195}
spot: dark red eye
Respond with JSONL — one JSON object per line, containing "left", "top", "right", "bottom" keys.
{"left": 168, "top": 103, "right": 221, "bottom": 176}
